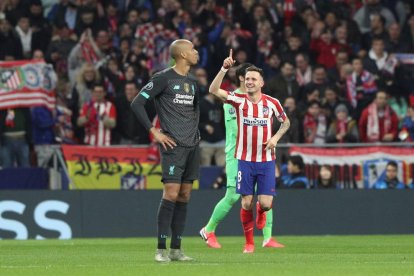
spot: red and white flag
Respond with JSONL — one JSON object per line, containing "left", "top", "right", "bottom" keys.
{"left": 0, "top": 60, "right": 57, "bottom": 110}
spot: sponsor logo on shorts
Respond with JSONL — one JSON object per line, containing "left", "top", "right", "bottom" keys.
{"left": 169, "top": 165, "right": 175, "bottom": 176}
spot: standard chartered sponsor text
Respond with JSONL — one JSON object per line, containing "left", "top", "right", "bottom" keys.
{"left": 173, "top": 94, "right": 194, "bottom": 105}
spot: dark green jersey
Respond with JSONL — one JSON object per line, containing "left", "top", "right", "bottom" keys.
{"left": 138, "top": 68, "right": 200, "bottom": 147}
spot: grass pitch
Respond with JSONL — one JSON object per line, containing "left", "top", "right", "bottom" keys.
{"left": 1, "top": 235, "right": 414, "bottom": 276}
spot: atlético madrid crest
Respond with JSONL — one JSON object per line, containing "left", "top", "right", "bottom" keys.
{"left": 263, "top": 106, "right": 269, "bottom": 116}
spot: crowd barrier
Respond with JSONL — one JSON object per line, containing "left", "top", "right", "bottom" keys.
{"left": 0, "top": 190, "right": 413, "bottom": 239}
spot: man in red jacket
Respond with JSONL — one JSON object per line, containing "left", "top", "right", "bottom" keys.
{"left": 358, "top": 90, "right": 399, "bottom": 142}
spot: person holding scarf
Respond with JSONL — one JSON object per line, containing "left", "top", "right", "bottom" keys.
{"left": 358, "top": 90, "right": 398, "bottom": 143}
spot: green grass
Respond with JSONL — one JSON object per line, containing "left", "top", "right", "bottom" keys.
{"left": 1, "top": 235, "right": 414, "bottom": 275}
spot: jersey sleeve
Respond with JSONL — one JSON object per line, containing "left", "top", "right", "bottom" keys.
{"left": 225, "top": 91, "right": 245, "bottom": 106}
{"left": 138, "top": 73, "right": 167, "bottom": 101}
{"left": 270, "top": 98, "right": 287, "bottom": 122}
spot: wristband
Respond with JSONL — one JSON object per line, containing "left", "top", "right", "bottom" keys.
{"left": 220, "top": 67, "right": 229, "bottom": 73}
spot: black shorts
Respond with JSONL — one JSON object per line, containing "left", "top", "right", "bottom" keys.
{"left": 160, "top": 145, "right": 200, "bottom": 184}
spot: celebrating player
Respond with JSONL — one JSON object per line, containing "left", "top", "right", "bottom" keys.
{"left": 131, "top": 39, "right": 200, "bottom": 262}
{"left": 200, "top": 63, "right": 285, "bottom": 249}
{"left": 208, "top": 50, "right": 290, "bottom": 253}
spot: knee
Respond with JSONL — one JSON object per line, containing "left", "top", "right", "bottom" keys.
{"left": 258, "top": 200, "right": 272, "bottom": 211}
{"left": 259, "top": 203, "right": 272, "bottom": 211}
{"left": 227, "top": 193, "right": 240, "bottom": 205}
{"left": 163, "top": 190, "right": 179, "bottom": 202}
{"left": 241, "top": 198, "right": 253, "bottom": 210}
{"left": 177, "top": 190, "right": 191, "bottom": 202}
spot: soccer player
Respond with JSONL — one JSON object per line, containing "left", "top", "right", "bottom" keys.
{"left": 200, "top": 63, "right": 285, "bottom": 249}
{"left": 131, "top": 39, "right": 200, "bottom": 262}
{"left": 208, "top": 50, "right": 290, "bottom": 253}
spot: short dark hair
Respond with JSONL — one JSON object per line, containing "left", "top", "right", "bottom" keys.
{"left": 387, "top": 161, "right": 398, "bottom": 169}
{"left": 245, "top": 66, "right": 264, "bottom": 79}
{"left": 125, "top": 81, "right": 137, "bottom": 88}
{"left": 371, "top": 35, "right": 385, "bottom": 44}
{"left": 288, "top": 155, "right": 305, "bottom": 171}
{"left": 235, "top": 63, "right": 253, "bottom": 86}
{"left": 92, "top": 82, "right": 105, "bottom": 90}
{"left": 307, "top": 100, "right": 321, "bottom": 107}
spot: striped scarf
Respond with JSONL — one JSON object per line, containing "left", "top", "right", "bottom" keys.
{"left": 346, "top": 70, "right": 377, "bottom": 108}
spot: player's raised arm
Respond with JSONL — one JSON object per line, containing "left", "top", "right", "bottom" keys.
{"left": 209, "top": 49, "right": 236, "bottom": 101}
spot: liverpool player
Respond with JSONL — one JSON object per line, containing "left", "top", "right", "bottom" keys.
{"left": 209, "top": 50, "right": 290, "bottom": 253}
{"left": 131, "top": 39, "right": 200, "bottom": 262}
{"left": 200, "top": 63, "right": 284, "bottom": 249}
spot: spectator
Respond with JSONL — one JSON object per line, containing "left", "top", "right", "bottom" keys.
{"left": 266, "top": 61, "right": 300, "bottom": 103}
{"left": 31, "top": 106, "right": 56, "bottom": 167}
{"left": 359, "top": 90, "right": 399, "bottom": 143}
{"left": 45, "top": 22, "right": 77, "bottom": 78}
{"left": 295, "top": 52, "right": 312, "bottom": 87}
{"left": 263, "top": 51, "right": 281, "bottom": 81}
{"left": 326, "top": 104, "right": 359, "bottom": 143}
{"left": 353, "top": 0, "right": 396, "bottom": 34}
{"left": 388, "top": 90, "right": 408, "bottom": 125}
{"left": 327, "top": 49, "right": 349, "bottom": 86}
{"left": 194, "top": 67, "right": 209, "bottom": 96}
{"left": 373, "top": 161, "right": 406, "bottom": 189}
{"left": 67, "top": 28, "right": 104, "bottom": 84}
{"left": 0, "top": 14, "right": 23, "bottom": 60}
{"left": 385, "top": 22, "right": 411, "bottom": 53}
{"left": 77, "top": 83, "right": 116, "bottom": 146}
{"left": 401, "top": 14, "right": 414, "bottom": 52}
{"left": 399, "top": 106, "right": 414, "bottom": 142}
{"left": 28, "top": 0, "right": 51, "bottom": 53}
{"left": 346, "top": 57, "right": 377, "bottom": 119}
{"left": 303, "top": 65, "right": 329, "bottom": 99}
{"left": 274, "top": 97, "right": 301, "bottom": 162}
{"left": 114, "top": 82, "right": 150, "bottom": 145}
{"left": 199, "top": 92, "right": 225, "bottom": 166}
{"left": 363, "top": 36, "right": 393, "bottom": 80}
{"left": 361, "top": 13, "right": 388, "bottom": 51}
{"left": 321, "top": 87, "right": 351, "bottom": 120}
{"left": 49, "top": 0, "right": 79, "bottom": 31}
{"left": 278, "top": 34, "right": 304, "bottom": 65}
{"left": 0, "top": 108, "right": 32, "bottom": 168}
{"left": 278, "top": 155, "right": 309, "bottom": 189}
{"left": 303, "top": 100, "right": 328, "bottom": 144}
{"left": 310, "top": 27, "right": 342, "bottom": 69}
{"left": 14, "top": 15, "right": 42, "bottom": 58}
{"left": 315, "top": 165, "right": 337, "bottom": 189}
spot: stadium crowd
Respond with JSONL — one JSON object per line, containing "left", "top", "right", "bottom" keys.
{"left": 1, "top": 0, "right": 414, "bottom": 189}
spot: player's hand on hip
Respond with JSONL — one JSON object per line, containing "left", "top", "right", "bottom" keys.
{"left": 264, "top": 137, "right": 278, "bottom": 151}
{"left": 223, "top": 49, "right": 235, "bottom": 69}
{"left": 153, "top": 130, "right": 177, "bottom": 150}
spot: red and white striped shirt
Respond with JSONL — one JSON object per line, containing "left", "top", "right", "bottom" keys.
{"left": 79, "top": 101, "right": 117, "bottom": 146}
{"left": 226, "top": 92, "right": 286, "bottom": 162}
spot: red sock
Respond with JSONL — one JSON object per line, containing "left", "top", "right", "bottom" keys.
{"left": 240, "top": 208, "right": 254, "bottom": 245}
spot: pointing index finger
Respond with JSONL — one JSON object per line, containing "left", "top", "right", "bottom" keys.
{"left": 229, "top": 49, "right": 233, "bottom": 58}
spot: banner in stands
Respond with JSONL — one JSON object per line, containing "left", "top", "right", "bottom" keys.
{"left": 62, "top": 145, "right": 199, "bottom": 190}
{"left": 0, "top": 60, "right": 57, "bottom": 110}
{"left": 289, "top": 146, "right": 414, "bottom": 189}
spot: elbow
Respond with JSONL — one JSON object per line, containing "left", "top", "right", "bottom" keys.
{"left": 208, "top": 87, "right": 217, "bottom": 95}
